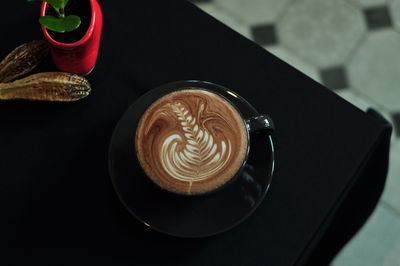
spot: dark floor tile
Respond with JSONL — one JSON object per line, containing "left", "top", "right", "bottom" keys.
{"left": 392, "top": 112, "right": 400, "bottom": 137}
{"left": 320, "top": 66, "right": 349, "bottom": 90}
{"left": 251, "top": 24, "right": 278, "bottom": 46}
{"left": 364, "top": 6, "right": 393, "bottom": 30}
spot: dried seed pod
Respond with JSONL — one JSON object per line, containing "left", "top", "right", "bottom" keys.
{"left": 0, "top": 72, "right": 91, "bottom": 102}
{"left": 0, "top": 40, "right": 50, "bottom": 83}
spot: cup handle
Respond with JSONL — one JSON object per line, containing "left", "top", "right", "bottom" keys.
{"left": 245, "top": 115, "right": 274, "bottom": 135}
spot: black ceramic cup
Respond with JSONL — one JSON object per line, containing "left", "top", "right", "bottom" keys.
{"left": 134, "top": 86, "right": 274, "bottom": 197}
{"left": 109, "top": 80, "right": 275, "bottom": 237}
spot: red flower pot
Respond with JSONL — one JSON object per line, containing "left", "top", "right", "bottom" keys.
{"left": 40, "top": 0, "right": 103, "bottom": 75}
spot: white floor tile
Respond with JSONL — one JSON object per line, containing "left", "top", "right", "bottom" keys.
{"left": 382, "top": 141, "right": 400, "bottom": 212}
{"left": 276, "top": 0, "right": 366, "bottom": 68}
{"left": 347, "top": 0, "right": 388, "bottom": 8}
{"left": 348, "top": 30, "right": 400, "bottom": 112}
{"left": 390, "top": 0, "right": 400, "bottom": 33}
{"left": 332, "top": 205, "right": 400, "bottom": 266}
{"left": 336, "top": 90, "right": 374, "bottom": 111}
{"left": 213, "top": 0, "right": 293, "bottom": 24}
{"left": 266, "top": 46, "right": 321, "bottom": 83}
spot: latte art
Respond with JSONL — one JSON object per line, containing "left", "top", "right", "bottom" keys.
{"left": 135, "top": 89, "right": 248, "bottom": 195}
{"left": 161, "top": 102, "right": 232, "bottom": 183}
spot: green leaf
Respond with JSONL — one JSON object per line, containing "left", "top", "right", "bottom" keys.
{"left": 39, "top": 15, "right": 81, "bottom": 33}
{"left": 62, "top": 0, "right": 69, "bottom": 8}
{"left": 45, "top": 0, "right": 64, "bottom": 10}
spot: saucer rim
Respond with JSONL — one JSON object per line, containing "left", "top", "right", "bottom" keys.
{"left": 108, "top": 80, "right": 275, "bottom": 238}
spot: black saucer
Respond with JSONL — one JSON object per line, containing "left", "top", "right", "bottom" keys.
{"left": 108, "top": 81, "right": 274, "bottom": 238}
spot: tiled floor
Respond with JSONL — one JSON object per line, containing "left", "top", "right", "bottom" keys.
{"left": 190, "top": 0, "right": 400, "bottom": 265}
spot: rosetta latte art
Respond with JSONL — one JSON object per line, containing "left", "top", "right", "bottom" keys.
{"left": 161, "top": 103, "right": 232, "bottom": 183}
{"left": 135, "top": 89, "right": 248, "bottom": 195}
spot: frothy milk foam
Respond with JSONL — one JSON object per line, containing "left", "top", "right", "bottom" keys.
{"left": 135, "top": 89, "right": 248, "bottom": 195}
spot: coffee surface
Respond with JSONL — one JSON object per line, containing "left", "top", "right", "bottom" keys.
{"left": 135, "top": 89, "right": 248, "bottom": 195}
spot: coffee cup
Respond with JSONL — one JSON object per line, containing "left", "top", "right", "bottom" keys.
{"left": 134, "top": 83, "right": 274, "bottom": 196}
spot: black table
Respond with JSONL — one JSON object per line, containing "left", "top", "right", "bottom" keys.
{"left": 0, "top": 1, "right": 392, "bottom": 265}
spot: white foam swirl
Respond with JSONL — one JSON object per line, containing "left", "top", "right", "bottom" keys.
{"left": 160, "top": 103, "right": 232, "bottom": 183}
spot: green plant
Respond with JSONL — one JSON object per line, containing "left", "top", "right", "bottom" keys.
{"left": 28, "top": 0, "right": 81, "bottom": 33}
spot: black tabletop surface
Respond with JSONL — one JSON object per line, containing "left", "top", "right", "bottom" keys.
{"left": 0, "top": 0, "right": 391, "bottom": 265}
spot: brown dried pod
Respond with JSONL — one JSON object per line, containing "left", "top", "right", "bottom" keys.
{"left": 0, "top": 40, "right": 50, "bottom": 83}
{"left": 0, "top": 72, "right": 91, "bottom": 102}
